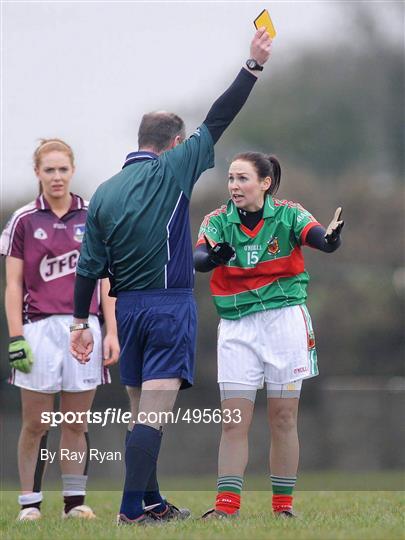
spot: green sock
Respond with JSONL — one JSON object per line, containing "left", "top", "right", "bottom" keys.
{"left": 217, "top": 475, "right": 244, "bottom": 494}
{"left": 270, "top": 475, "right": 296, "bottom": 495}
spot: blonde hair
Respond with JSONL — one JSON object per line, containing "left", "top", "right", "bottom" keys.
{"left": 34, "top": 139, "right": 75, "bottom": 194}
{"left": 34, "top": 138, "right": 75, "bottom": 169}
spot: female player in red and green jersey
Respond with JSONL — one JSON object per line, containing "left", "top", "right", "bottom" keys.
{"left": 194, "top": 152, "right": 344, "bottom": 519}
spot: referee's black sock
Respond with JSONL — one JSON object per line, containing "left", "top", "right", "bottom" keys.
{"left": 125, "top": 427, "right": 165, "bottom": 512}
{"left": 120, "top": 424, "right": 162, "bottom": 519}
{"left": 144, "top": 464, "right": 166, "bottom": 512}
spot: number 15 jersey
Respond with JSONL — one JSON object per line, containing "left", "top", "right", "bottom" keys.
{"left": 196, "top": 195, "right": 320, "bottom": 320}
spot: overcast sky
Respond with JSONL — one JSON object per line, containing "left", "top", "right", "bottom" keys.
{"left": 1, "top": 1, "right": 402, "bottom": 206}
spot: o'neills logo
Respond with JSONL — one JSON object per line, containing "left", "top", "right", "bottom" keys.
{"left": 294, "top": 366, "right": 308, "bottom": 375}
{"left": 40, "top": 250, "right": 80, "bottom": 282}
{"left": 267, "top": 236, "right": 280, "bottom": 254}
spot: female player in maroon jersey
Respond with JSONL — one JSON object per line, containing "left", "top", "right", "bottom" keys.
{"left": 194, "top": 152, "right": 344, "bottom": 519}
{"left": 1, "top": 139, "right": 120, "bottom": 521}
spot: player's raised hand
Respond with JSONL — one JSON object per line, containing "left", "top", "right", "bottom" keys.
{"left": 70, "top": 328, "right": 94, "bottom": 364}
{"left": 325, "top": 207, "right": 344, "bottom": 244}
{"left": 103, "top": 333, "right": 120, "bottom": 367}
{"left": 250, "top": 27, "right": 272, "bottom": 66}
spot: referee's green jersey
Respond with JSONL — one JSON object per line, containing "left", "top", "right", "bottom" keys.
{"left": 77, "top": 124, "right": 214, "bottom": 292}
{"left": 196, "top": 196, "right": 320, "bottom": 320}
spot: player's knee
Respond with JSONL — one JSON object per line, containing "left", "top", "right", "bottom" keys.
{"left": 221, "top": 418, "right": 250, "bottom": 438}
{"left": 270, "top": 407, "right": 297, "bottom": 433}
{"left": 61, "top": 420, "right": 87, "bottom": 436}
{"left": 22, "top": 419, "right": 47, "bottom": 438}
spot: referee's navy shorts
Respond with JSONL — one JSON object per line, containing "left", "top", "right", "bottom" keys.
{"left": 116, "top": 289, "right": 197, "bottom": 389}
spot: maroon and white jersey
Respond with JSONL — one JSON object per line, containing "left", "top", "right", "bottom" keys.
{"left": 0, "top": 193, "right": 100, "bottom": 323}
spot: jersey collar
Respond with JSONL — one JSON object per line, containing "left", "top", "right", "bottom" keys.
{"left": 122, "top": 151, "right": 159, "bottom": 169}
{"left": 36, "top": 193, "right": 85, "bottom": 212}
{"left": 226, "top": 195, "right": 275, "bottom": 223}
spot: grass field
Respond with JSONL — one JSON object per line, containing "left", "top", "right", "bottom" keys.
{"left": 1, "top": 489, "right": 404, "bottom": 540}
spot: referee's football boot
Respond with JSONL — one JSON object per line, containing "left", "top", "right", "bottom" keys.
{"left": 145, "top": 500, "right": 191, "bottom": 521}
{"left": 201, "top": 508, "right": 240, "bottom": 520}
{"left": 116, "top": 512, "right": 158, "bottom": 526}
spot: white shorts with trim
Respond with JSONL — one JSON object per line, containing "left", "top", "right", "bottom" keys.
{"left": 10, "top": 315, "right": 110, "bottom": 393}
{"left": 217, "top": 305, "right": 318, "bottom": 387}
{"left": 219, "top": 380, "right": 303, "bottom": 401}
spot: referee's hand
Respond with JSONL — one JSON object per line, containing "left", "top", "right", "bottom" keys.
{"left": 250, "top": 27, "right": 272, "bottom": 67}
{"left": 103, "top": 333, "right": 120, "bottom": 366}
{"left": 70, "top": 328, "right": 94, "bottom": 364}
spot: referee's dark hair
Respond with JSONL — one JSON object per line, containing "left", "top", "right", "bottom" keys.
{"left": 232, "top": 152, "right": 281, "bottom": 195}
{"left": 138, "top": 111, "right": 186, "bottom": 153}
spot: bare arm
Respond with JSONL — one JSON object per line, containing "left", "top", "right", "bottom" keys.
{"left": 100, "top": 278, "right": 120, "bottom": 366}
{"left": 101, "top": 278, "right": 117, "bottom": 334}
{"left": 5, "top": 256, "right": 24, "bottom": 337}
{"left": 5, "top": 256, "right": 34, "bottom": 373}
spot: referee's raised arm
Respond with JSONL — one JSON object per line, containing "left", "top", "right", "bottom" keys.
{"left": 203, "top": 27, "right": 272, "bottom": 144}
{"left": 70, "top": 26, "right": 273, "bottom": 363}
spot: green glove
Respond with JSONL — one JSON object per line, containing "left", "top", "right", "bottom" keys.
{"left": 9, "top": 336, "right": 34, "bottom": 373}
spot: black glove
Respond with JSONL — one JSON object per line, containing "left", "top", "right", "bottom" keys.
{"left": 324, "top": 207, "right": 344, "bottom": 244}
{"left": 207, "top": 239, "right": 235, "bottom": 266}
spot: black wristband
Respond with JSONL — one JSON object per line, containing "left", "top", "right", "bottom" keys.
{"left": 9, "top": 335, "right": 24, "bottom": 343}
{"left": 306, "top": 225, "right": 341, "bottom": 253}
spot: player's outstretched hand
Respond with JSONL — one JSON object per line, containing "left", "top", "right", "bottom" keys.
{"left": 250, "top": 27, "right": 272, "bottom": 67}
{"left": 325, "top": 207, "right": 344, "bottom": 244}
{"left": 205, "top": 236, "right": 235, "bottom": 265}
{"left": 9, "top": 336, "right": 34, "bottom": 373}
{"left": 103, "top": 333, "right": 120, "bottom": 367}
{"left": 70, "top": 328, "right": 94, "bottom": 364}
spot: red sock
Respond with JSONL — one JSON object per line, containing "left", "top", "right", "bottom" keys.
{"left": 272, "top": 494, "right": 293, "bottom": 512}
{"left": 215, "top": 491, "right": 241, "bottom": 515}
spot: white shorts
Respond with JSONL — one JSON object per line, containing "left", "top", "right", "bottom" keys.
{"left": 217, "top": 304, "right": 318, "bottom": 387}
{"left": 10, "top": 315, "right": 110, "bottom": 393}
{"left": 219, "top": 380, "right": 303, "bottom": 401}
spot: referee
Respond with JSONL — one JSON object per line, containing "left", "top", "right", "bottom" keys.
{"left": 70, "top": 27, "right": 272, "bottom": 525}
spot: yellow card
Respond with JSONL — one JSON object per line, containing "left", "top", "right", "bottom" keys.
{"left": 254, "top": 9, "right": 276, "bottom": 39}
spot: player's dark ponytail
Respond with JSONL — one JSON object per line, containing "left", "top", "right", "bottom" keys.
{"left": 232, "top": 152, "right": 281, "bottom": 196}
{"left": 266, "top": 155, "right": 281, "bottom": 195}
